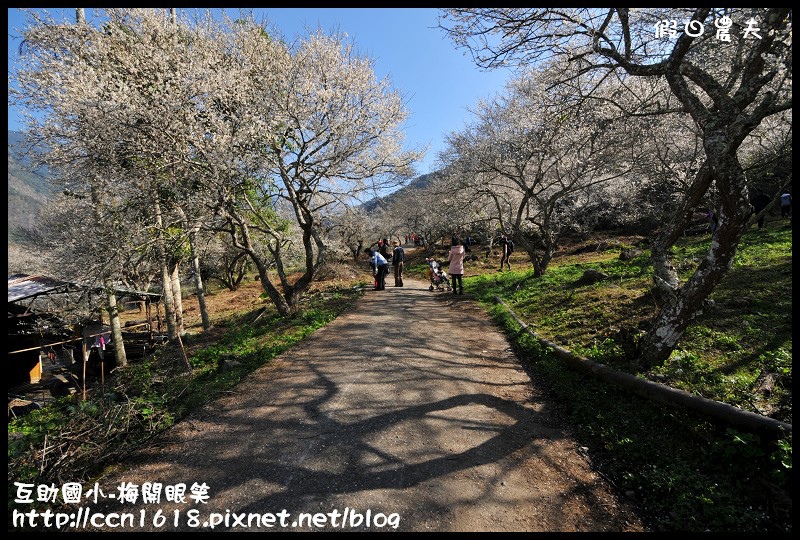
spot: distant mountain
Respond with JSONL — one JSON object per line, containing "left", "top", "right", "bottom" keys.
{"left": 8, "top": 130, "right": 53, "bottom": 234}
{"left": 361, "top": 171, "right": 440, "bottom": 213}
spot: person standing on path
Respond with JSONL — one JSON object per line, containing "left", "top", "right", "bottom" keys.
{"left": 448, "top": 237, "right": 465, "bottom": 295}
{"left": 780, "top": 191, "right": 792, "bottom": 219}
{"left": 366, "top": 248, "right": 389, "bottom": 290}
{"left": 750, "top": 190, "right": 772, "bottom": 229}
{"left": 499, "top": 234, "right": 513, "bottom": 271}
{"left": 379, "top": 238, "right": 392, "bottom": 260}
{"left": 392, "top": 241, "right": 405, "bottom": 287}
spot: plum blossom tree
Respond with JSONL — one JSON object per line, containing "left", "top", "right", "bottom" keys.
{"left": 10, "top": 8, "right": 235, "bottom": 339}
{"left": 329, "top": 206, "right": 371, "bottom": 263}
{"left": 438, "top": 8, "right": 792, "bottom": 367}
{"left": 11, "top": 8, "right": 421, "bottom": 322}
{"left": 205, "top": 22, "right": 421, "bottom": 314}
{"left": 437, "top": 67, "right": 637, "bottom": 276}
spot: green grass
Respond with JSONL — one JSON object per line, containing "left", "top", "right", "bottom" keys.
{"left": 466, "top": 222, "right": 792, "bottom": 532}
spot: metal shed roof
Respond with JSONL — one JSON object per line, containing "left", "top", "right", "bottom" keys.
{"left": 7, "top": 274, "right": 74, "bottom": 303}
{"left": 7, "top": 274, "right": 162, "bottom": 304}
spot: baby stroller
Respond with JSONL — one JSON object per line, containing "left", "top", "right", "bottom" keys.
{"left": 426, "top": 258, "right": 452, "bottom": 292}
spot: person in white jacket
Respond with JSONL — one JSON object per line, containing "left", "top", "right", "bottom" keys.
{"left": 365, "top": 248, "right": 389, "bottom": 290}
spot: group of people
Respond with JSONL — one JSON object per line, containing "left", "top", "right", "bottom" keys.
{"left": 404, "top": 233, "right": 423, "bottom": 246}
{"left": 364, "top": 188, "right": 793, "bottom": 292}
{"left": 704, "top": 189, "right": 792, "bottom": 233}
{"left": 365, "top": 238, "right": 405, "bottom": 291}
{"left": 752, "top": 189, "right": 792, "bottom": 229}
{"left": 364, "top": 231, "right": 518, "bottom": 294}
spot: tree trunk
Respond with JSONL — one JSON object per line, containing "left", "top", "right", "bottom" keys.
{"left": 518, "top": 232, "right": 555, "bottom": 278}
{"left": 637, "top": 149, "right": 752, "bottom": 368}
{"left": 638, "top": 227, "right": 741, "bottom": 368}
{"left": 170, "top": 260, "right": 185, "bottom": 336}
{"left": 649, "top": 162, "right": 714, "bottom": 294}
{"left": 351, "top": 240, "right": 364, "bottom": 263}
{"left": 253, "top": 258, "right": 291, "bottom": 316}
{"left": 88, "top": 182, "right": 127, "bottom": 367}
{"left": 222, "top": 251, "right": 247, "bottom": 291}
{"left": 528, "top": 248, "right": 544, "bottom": 277}
{"left": 226, "top": 211, "right": 292, "bottom": 316}
{"left": 188, "top": 227, "right": 211, "bottom": 331}
{"left": 105, "top": 286, "right": 128, "bottom": 368}
{"left": 153, "top": 191, "right": 178, "bottom": 339}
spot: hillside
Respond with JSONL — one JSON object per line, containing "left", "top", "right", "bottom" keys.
{"left": 361, "top": 171, "right": 439, "bottom": 212}
{"left": 7, "top": 130, "right": 53, "bottom": 274}
{"left": 451, "top": 223, "right": 792, "bottom": 531}
{"left": 8, "top": 130, "right": 52, "bottom": 230}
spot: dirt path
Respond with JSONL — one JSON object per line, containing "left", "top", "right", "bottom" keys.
{"left": 89, "top": 277, "right": 645, "bottom": 532}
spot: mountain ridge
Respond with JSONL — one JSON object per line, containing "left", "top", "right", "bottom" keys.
{"left": 8, "top": 130, "right": 54, "bottom": 273}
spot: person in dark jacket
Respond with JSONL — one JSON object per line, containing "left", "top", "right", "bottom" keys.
{"left": 391, "top": 241, "right": 405, "bottom": 287}
{"left": 780, "top": 191, "right": 792, "bottom": 219}
{"left": 750, "top": 190, "right": 771, "bottom": 229}
{"left": 499, "top": 234, "right": 513, "bottom": 271}
{"left": 379, "top": 238, "right": 391, "bottom": 260}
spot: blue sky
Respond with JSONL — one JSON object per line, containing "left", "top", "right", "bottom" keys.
{"left": 7, "top": 7, "right": 514, "bottom": 176}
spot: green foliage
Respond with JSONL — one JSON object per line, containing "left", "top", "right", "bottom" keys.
{"left": 164, "top": 225, "right": 191, "bottom": 259}
{"left": 759, "top": 347, "right": 792, "bottom": 376}
{"left": 572, "top": 338, "right": 625, "bottom": 363}
{"left": 240, "top": 177, "right": 291, "bottom": 234}
{"left": 712, "top": 428, "right": 793, "bottom": 486}
{"left": 8, "top": 402, "right": 69, "bottom": 456}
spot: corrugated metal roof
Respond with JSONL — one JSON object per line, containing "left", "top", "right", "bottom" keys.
{"left": 7, "top": 275, "right": 72, "bottom": 303}
{"left": 8, "top": 274, "right": 162, "bottom": 304}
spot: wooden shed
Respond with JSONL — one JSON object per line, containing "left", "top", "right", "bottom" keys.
{"left": 7, "top": 274, "right": 164, "bottom": 389}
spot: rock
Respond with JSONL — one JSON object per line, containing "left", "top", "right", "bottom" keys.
{"left": 576, "top": 269, "right": 608, "bottom": 285}
{"left": 619, "top": 248, "right": 643, "bottom": 261}
{"left": 727, "top": 296, "right": 755, "bottom": 308}
{"left": 755, "top": 372, "right": 778, "bottom": 396}
{"left": 217, "top": 356, "right": 241, "bottom": 370}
